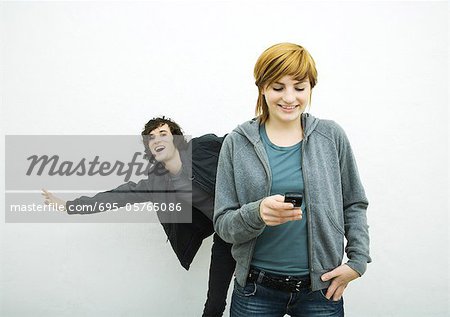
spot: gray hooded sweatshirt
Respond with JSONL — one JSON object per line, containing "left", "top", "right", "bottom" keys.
{"left": 213, "top": 113, "right": 371, "bottom": 291}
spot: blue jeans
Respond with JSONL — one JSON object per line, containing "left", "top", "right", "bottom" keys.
{"left": 230, "top": 279, "right": 344, "bottom": 317}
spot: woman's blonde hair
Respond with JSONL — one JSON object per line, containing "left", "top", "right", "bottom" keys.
{"left": 254, "top": 43, "right": 318, "bottom": 124}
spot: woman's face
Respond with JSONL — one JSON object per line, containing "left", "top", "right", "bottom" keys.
{"left": 263, "top": 75, "right": 311, "bottom": 124}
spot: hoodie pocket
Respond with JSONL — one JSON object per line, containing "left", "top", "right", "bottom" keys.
{"left": 324, "top": 208, "right": 345, "bottom": 235}
{"left": 311, "top": 203, "right": 344, "bottom": 236}
{"left": 310, "top": 204, "right": 345, "bottom": 270}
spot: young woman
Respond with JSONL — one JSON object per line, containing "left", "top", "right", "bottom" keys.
{"left": 213, "top": 43, "right": 371, "bottom": 316}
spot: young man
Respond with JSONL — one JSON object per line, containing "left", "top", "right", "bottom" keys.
{"left": 43, "top": 116, "right": 235, "bottom": 317}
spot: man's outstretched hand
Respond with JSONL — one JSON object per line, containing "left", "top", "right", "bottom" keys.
{"left": 41, "top": 189, "right": 67, "bottom": 212}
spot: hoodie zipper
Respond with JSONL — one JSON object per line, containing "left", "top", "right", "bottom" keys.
{"left": 302, "top": 134, "right": 316, "bottom": 290}
{"left": 301, "top": 114, "right": 316, "bottom": 290}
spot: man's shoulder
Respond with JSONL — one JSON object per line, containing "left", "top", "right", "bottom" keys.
{"left": 192, "top": 134, "right": 226, "bottom": 155}
{"left": 193, "top": 133, "right": 226, "bottom": 145}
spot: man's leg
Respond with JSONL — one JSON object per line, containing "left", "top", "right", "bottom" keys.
{"left": 202, "top": 233, "right": 236, "bottom": 317}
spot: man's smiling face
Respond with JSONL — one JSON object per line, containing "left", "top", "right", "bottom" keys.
{"left": 148, "top": 124, "right": 178, "bottom": 163}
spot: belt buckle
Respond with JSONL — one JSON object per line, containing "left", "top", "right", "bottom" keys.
{"left": 285, "top": 276, "right": 302, "bottom": 292}
{"left": 294, "top": 280, "right": 302, "bottom": 292}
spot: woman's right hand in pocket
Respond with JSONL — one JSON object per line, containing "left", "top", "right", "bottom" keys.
{"left": 259, "top": 194, "right": 302, "bottom": 226}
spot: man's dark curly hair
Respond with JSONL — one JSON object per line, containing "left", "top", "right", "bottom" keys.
{"left": 141, "top": 116, "right": 188, "bottom": 162}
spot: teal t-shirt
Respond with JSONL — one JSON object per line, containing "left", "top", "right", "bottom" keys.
{"left": 250, "top": 124, "right": 309, "bottom": 276}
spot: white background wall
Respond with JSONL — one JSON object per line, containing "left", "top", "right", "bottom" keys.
{"left": 1, "top": 1, "right": 448, "bottom": 316}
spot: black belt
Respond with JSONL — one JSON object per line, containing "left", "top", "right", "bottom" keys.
{"left": 247, "top": 268, "right": 311, "bottom": 293}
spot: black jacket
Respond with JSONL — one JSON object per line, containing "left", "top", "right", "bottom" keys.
{"left": 66, "top": 134, "right": 225, "bottom": 270}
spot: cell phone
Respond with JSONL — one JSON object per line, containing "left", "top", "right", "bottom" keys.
{"left": 284, "top": 192, "right": 303, "bottom": 208}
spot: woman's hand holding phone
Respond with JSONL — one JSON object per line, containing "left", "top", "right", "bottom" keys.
{"left": 259, "top": 194, "right": 302, "bottom": 226}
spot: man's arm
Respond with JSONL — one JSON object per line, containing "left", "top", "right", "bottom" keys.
{"left": 43, "top": 178, "right": 154, "bottom": 214}
{"left": 66, "top": 179, "right": 155, "bottom": 214}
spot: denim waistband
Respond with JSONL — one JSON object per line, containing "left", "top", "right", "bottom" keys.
{"left": 247, "top": 267, "right": 311, "bottom": 293}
